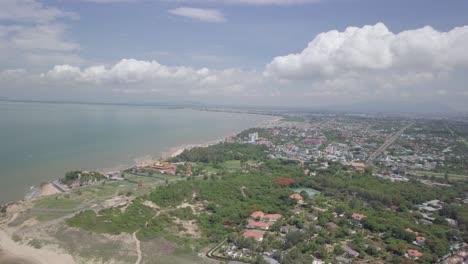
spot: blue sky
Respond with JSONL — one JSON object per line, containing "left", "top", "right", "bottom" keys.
{"left": 1, "top": 0, "right": 468, "bottom": 111}
{"left": 55, "top": 0, "right": 468, "bottom": 68}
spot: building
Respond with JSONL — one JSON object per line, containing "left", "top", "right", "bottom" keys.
{"left": 249, "top": 211, "right": 282, "bottom": 223}
{"left": 350, "top": 162, "right": 366, "bottom": 173}
{"left": 343, "top": 245, "right": 360, "bottom": 258}
{"left": 351, "top": 213, "right": 367, "bottom": 221}
{"left": 243, "top": 230, "right": 265, "bottom": 241}
{"left": 290, "top": 193, "right": 303, "bottom": 201}
{"left": 247, "top": 220, "right": 270, "bottom": 230}
{"left": 146, "top": 161, "right": 177, "bottom": 175}
{"left": 405, "top": 249, "right": 424, "bottom": 260}
{"left": 251, "top": 211, "right": 265, "bottom": 220}
{"left": 263, "top": 214, "right": 282, "bottom": 222}
{"left": 248, "top": 132, "right": 259, "bottom": 144}
{"left": 414, "top": 236, "right": 426, "bottom": 247}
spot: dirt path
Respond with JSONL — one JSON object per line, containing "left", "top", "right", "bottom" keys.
{"left": 240, "top": 186, "right": 247, "bottom": 198}
{"left": 132, "top": 231, "right": 142, "bottom": 264}
{"left": 133, "top": 207, "right": 165, "bottom": 264}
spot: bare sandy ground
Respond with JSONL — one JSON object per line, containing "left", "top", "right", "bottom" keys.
{"left": 36, "top": 183, "right": 61, "bottom": 198}
{"left": 0, "top": 229, "right": 75, "bottom": 264}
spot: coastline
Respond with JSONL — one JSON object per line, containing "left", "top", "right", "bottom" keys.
{"left": 0, "top": 114, "right": 280, "bottom": 264}
{"left": 12, "top": 114, "right": 282, "bottom": 206}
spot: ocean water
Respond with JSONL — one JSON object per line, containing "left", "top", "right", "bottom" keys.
{"left": 0, "top": 101, "right": 273, "bottom": 204}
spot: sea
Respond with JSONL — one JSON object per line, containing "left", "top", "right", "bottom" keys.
{"left": 0, "top": 101, "right": 274, "bottom": 204}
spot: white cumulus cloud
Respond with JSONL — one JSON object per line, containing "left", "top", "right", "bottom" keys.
{"left": 168, "top": 7, "right": 226, "bottom": 23}
{"left": 265, "top": 23, "right": 468, "bottom": 80}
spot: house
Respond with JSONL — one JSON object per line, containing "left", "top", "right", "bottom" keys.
{"left": 69, "top": 181, "right": 81, "bottom": 188}
{"left": 335, "top": 256, "right": 352, "bottom": 264}
{"left": 351, "top": 213, "right": 367, "bottom": 221}
{"left": 247, "top": 220, "right": 270, "bottom": 230}
{"left": 263, "top": 214, "right": 282, "bottom": 222}
{"left": 350, "top": 162, "right": 366, "bottom": 173}
{"left": 405, "top": 249, "right": 424, "bottom": 260}
{"left": 263, "top": 256, "right": 279, "bottom": 264}
{"left": 326, "top": 222, "right": 338, "bottom": 231}
{"left": 290, "top": 193, "right": 303, "bottom": 201}
{"left": 292, "top": 208, "right": 302, "bottom": 215}
{"left": 251, "top": 211, "right": 265, "bottom": 220}
{"left": 405, "top": 228, "right": 419, "bottom": 236}
{"left": 307, "top": 214, "right": 318, "bottom": 221}
{"left": 280, "top": 226, "right": 289, "bottom": 233}
{"left": 414, "top": 236, "right": 426, "bottom": 247}
{"left": 243, "top": 230, "right": 265, "bottom": 241}
{"left": 343, "top": 245, "right": 360, "bottom": 258}
{"left": 146, "top": 161, "right": 177, "bottom": 175}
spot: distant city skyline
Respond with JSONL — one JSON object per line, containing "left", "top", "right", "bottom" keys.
{"left": 1, "top": 0, "right": 468, "bottom": 111}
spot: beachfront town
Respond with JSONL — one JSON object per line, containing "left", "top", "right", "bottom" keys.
{"left": 1, "top": 114, "right": 467, "bottom": 264}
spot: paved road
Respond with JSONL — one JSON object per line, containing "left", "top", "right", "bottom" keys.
{"left": 366, "top": 123, "right": 413, "bottom": 165}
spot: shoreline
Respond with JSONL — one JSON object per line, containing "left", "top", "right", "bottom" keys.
{"left": 0, "top": 115, "right": 281, "bottom": 263}
{"left": 8, "top": 115, "right": 282, "bottom": 207}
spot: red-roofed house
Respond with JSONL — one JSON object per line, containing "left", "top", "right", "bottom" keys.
{"left": 263, "top": 214, "right": 282, "bottom": 222}
{"left": 351, "top": 213, "right": 367, "bottom": 221}
{"left": 69, "top": 181, "right": 81, "bottom": 188}
{"left": 251, "top": 211, "right": 265, "bottom": 220}
{"left": 415, "top": 236, "right": 426, "bottom": 247}
{"left": 290, "top": 193, "right": 303, "bottom": 201}
{"left": 243, "top": 230, "right": 265, "bottom": 241}
{"left": 405, "top": 228, "right": 420, "bottom": 236}
{"left": 406, "top": 249, "right": 424, "bottom": 260}
{"left": 247, "top": 220, "right": 270, "bottom": 230}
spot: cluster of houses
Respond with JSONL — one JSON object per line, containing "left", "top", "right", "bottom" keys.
{"left": 243, "top": 211, "right": 283, "bottom": 242}
{"left": 416, "top": 199, "right": 444, "bottom": 224}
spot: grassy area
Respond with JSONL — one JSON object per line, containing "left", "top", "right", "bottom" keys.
{"left": 223, "top": 160, "right": 241, "bottom": 169}
{"left": 123, "top": 172, "right": 165, "bottom": 184}
{"left": 51, "top": 224, "right": 136, "bottom": 264}
{"left": 34, "top": 195, "right": 83, "bottom": 210}
{"left": 411, "top": 170, "right": 468, "bottom": 180}
{"left": 34, "top": 212, "right": 68, "bottom": 222}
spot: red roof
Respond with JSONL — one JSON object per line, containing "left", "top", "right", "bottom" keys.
{"left": 407, "top": 249, "right": 424, "bottom": 257}
{"left": 290, "top": 193, "right": 303, "bottom": 200}
{"left": 352, "top": 213, "right": 367, "bottom": 221}
{"left": 251, "top": 211, "right": 265, "bottom": 219}
{"left": 243, "top": 230, "right": 264, "bottom": 240}
{"left": 248, "top": 220, "right": 270, "bottom": 228}
{"left": 263, "top": 213, "right": 282, "bottom": 220}
{"left": 405, "top": 228, "right": 420, "bottom": 236}
{"left": 416, "top": 236, "right": 426, "bottom": 243}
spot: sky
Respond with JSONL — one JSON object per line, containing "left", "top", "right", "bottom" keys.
{"left": 1, "top": 0, "right": 468, "bottom": 111}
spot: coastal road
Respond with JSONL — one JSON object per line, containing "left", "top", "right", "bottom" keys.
{"left": 366, "top": 123, "right": 413, "bottom": 165}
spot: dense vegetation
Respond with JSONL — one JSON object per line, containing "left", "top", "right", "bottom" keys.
{"left": 66, "top": 141, "right": 468, "bottom": 263}
{"left": 171, "top": 143, "right": 267, "bottom": 163}
{"left": 60, "top": 171, "right": 104, "bottom": 185}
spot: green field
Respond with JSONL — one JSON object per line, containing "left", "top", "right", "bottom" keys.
{"left": 34, "top": 195, "right": 84, "bottom": 210}
{"left": 223, "top": 160, "right": 241, "bottom": 169}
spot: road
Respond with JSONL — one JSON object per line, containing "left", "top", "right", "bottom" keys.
{"left": 366, "top": 123, "right": 412, "bottom": 165}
